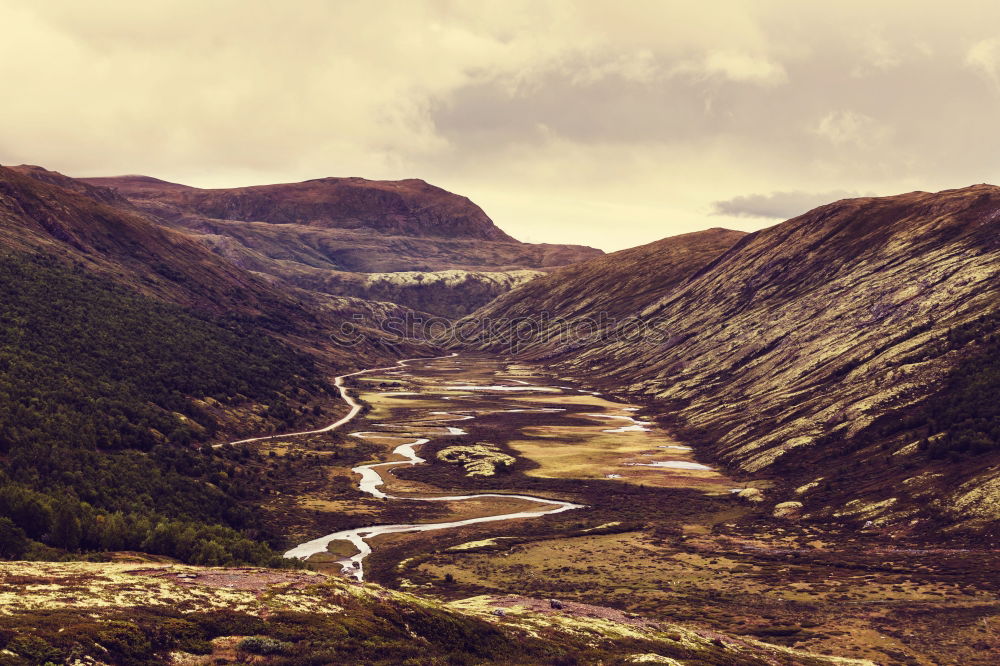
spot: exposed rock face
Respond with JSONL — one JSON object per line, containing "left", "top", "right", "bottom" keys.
{"left": 455, "top": 187, "right": 1000, "bottom": 536}
{"left": 287, "top": 268, "right": 544, "bottom": 318}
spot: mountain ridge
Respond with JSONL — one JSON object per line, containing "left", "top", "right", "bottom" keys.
{"left": 82, "top": 173, "right": 518, "bottom": 241}
{"left": 454, "top": 185, "right": 1000, "bottom": 538}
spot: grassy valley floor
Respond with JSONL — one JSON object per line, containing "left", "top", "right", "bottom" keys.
{"left": 236, "top": 355, "right": 1000, "bottom": 665}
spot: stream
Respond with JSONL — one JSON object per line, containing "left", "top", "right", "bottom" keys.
{"left": 260, "top": 354, "right": 584, "bottom": 580}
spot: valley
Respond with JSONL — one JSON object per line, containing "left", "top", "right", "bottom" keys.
{"left": 239, "top": 354, "right": 1000, "bottom": 665}
{"left": 1, "top": 161, "right": 998, "bottom": 664}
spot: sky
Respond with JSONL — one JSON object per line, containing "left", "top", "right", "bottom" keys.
{"left": 3, "top": 1, "right": 1000, "bottom": 251}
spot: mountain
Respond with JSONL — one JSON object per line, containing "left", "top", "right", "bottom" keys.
{"left": 79, "top": 173, "right": 602, "bottom": 315}
{"left": 81, "top": 175, "right": 518, "bottom": 241}
{"left": 2, "top": 166, "right": 294, "bottom": 319}
{"left": 454, "top": 187, "right": 1000, "bottom": 538}
{"left": 452, "top": 227, "right": 747, "bottom": 346}
{"left": 0, "top": 163, "right": 440, "bottom": 568}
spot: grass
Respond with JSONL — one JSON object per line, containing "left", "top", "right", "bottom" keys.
{"left": 221, "top": 355, "right": 999, "bottom": 665}
{"left": 0, "top": 561, "right": 870, "bottom": 666}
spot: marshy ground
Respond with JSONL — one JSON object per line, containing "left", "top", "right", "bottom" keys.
{"left": 254, "top": 354, "right": 999, "bottom": 665}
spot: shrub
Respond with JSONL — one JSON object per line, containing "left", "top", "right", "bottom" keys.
{"left": 237, "top": 635, "right": 293, "bottom": 656}
{"left": 5, "top": 635, "right": 61, "bottom": 663}
{"left": 0, "top": 518, "right": 29, "bottom": 559}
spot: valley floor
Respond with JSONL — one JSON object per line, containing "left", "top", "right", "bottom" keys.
{"left": 3, "top": 354, "right": 997, "bottom": 665}
{"left": 265, "top": 355, "right": 1000, "bottom": 665}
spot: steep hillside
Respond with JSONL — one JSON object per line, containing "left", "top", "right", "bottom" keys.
{"left": 1, "top": 166, "right": 292, "bottom": 320}
{"left": 452, "top": 228, "right": 746, "bottom": 351}
{"left": 0, "top": 164, "right": 440, "bottom": 568}
{"left": 455, "top": 187, "right": 1000, "bottom": 537}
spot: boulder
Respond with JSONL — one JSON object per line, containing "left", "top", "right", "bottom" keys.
{"left": 772, "top": 501, "right": 804, "bottom": 519}
{"left": 737, "top": 488, "right": 764, "bottom": 504}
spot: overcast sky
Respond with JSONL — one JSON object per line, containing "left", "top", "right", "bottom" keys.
{"left": 3, "top": 1, "right": 1000, "bottom": 250}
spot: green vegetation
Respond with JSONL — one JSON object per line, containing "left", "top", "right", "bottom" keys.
{"left": 0, "top": 596, "right": 588, "bottom": 666}
{"left": 919, "top": 311, "right": 1000, "bottom": 458}
{"left": 0, "top": 582, "right": 821, "bottom": 666}
{"left": 0, "top": 252, "right": 329, "bottom": 565}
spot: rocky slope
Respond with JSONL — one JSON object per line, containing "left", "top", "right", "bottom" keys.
{"left": 454, "top": 187, "right": 1000, "bottom": 538}
{"left": 78, "top": 172, "right": 602, "bottom": 316}
{"left": 273, "top": 267, "right": 543, "bottom": 318}
{"left": 0, "top": 561, "right": 873, "bottom": 665}
{"left": 450, "top": 228, "right": 746, "bottom": 350}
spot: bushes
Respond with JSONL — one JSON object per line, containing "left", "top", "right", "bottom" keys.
{"left": 0, "top": 251, "right": 323, "bottom": 455}
{"left": 238, "top": 636, "right": 293, "bottom": 656}
{"left": 0, "top": 518, "right": 29, "bottom": 559}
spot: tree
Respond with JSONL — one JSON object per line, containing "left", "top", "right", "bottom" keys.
{"left": 99, "top": 512, "right": 129, "bottom": 551}
{"left": 0, "top": 517, "right": 29, "bottom": 559}
{"left": 51, "top": 503, "right": 82, "bottom": 551}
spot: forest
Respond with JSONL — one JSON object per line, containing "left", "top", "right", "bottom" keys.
{"left": 919, "top": 309, "right": 1000, "bottom": 459}
{"left": 0, "top": 251, "right": 330, "bottom": 565}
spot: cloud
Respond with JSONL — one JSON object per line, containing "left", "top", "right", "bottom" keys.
{"left": 711, "top": 190, "right": 862, "bottom": 219}
{"left": 2, "top": 1, "right": 1000, "bottom": 252}
{"left": 811, "top": 110, "right": 891, "bottom": 148}
{"left": 966, "top": 38, "right": 1000, "bottom": 87}
{"left": 672, "top": 51, "right": 787, "bottom": 86}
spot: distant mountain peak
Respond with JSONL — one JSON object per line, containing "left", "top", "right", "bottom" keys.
{"left": 82, "top": 173, "right": 518, "bottom": 242}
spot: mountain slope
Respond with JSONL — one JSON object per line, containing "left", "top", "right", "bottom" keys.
{"left": 455, "top": 187, "right": 1000, "bottom": 537}
{"left": 2, "top": 165, "right": 433, "bottom": 361}
{"left": 1, "top": 166, "right": 291, "bottom": 319}
{"left": 452, "top": 228, "right": 746, "bottom": 352}
{"left": 83, "top": 174, "right": 518, "bottom": 240}
{"left": 78, "top": 172, "right": 602, "bottom": 316}
{"left": 81, "top": 173, "right": 602, "bottom": 272}
{"left": 0, "top": 164, "right": 440, "bottom": 567}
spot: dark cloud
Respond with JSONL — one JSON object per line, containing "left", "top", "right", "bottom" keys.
{"left": 711, "top": 190, "right": 862, "bottom": 219}
{"left": 430, "top": 56, "right": 794, "bottom": 147}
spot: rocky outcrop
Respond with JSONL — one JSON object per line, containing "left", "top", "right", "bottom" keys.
{"left": 283, "top": 268, "right": 543, "bottom": 318}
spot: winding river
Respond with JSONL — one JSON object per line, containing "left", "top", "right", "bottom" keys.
{"left": 230, "top": 354, "right": 583, "bottom": 580}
